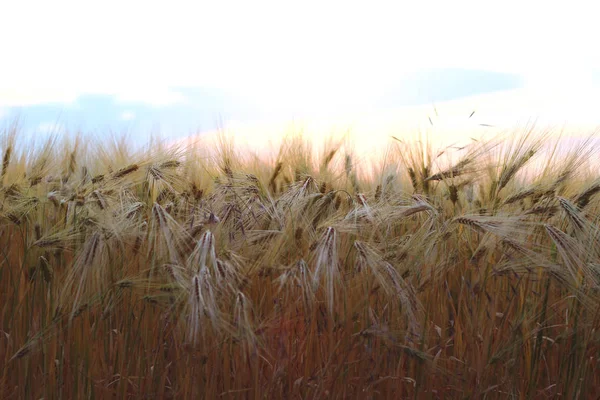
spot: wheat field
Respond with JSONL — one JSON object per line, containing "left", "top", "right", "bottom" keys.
{"left": 1, "top": 123, "right": 600, "bottom": 399}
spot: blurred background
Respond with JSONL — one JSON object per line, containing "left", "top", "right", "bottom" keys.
{"left": 1, "top": 0, "right": 599, "bottom": 151}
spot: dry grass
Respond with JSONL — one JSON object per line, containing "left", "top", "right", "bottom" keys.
{"left": 1, "top": 126, "right": 600, "bottom": 399}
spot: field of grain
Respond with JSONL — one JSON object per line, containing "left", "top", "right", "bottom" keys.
{"left": 1, "top": 124, "right": 600, "bottom": 398}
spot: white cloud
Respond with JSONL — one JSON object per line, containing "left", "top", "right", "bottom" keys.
{"left": 120, "top": 111, "right": 136, "bottom": 121}
{"left": 0, "top": 0, "right": 598, "bottom": 110}
{"left": 115, "top": 88, "right": 187, "bottom": 107}
{"left": 0, "top": 88, "right": 79, "bottom": 107}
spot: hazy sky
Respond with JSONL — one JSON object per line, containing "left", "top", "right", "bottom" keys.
{"left": 1, "top": 0, "right": 599, "bottom": 139}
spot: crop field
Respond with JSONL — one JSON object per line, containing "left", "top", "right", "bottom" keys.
{"left": 1, "top": 125, "right": 600, "bottom": 398}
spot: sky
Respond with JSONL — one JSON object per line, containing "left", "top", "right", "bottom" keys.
{"left": 1, "top": 0, "right": 599, "bottom": 145}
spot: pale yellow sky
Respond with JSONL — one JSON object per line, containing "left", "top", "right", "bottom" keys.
{"left": 178, "top": 86, "right": 600, "bottom": 168}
